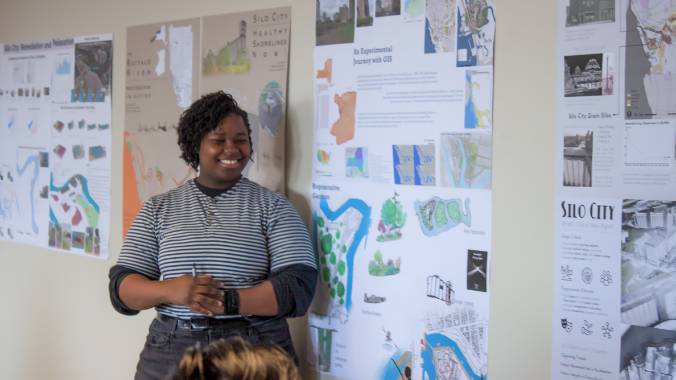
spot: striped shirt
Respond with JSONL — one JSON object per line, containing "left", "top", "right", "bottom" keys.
{"left": 116, "top": 177, "right": 316, "bottom": 319}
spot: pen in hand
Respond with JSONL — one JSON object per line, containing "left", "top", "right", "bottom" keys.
{"left": 192, "top": 264, "right": 196, "bottom": 277}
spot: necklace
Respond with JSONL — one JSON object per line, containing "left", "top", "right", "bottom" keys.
{"left": 192, "top": 181, "right": 217, "bottom": 227}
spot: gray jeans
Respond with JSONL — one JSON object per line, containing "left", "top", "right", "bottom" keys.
{"left": 135, "top": 315, "right": 296, "bottom": 380}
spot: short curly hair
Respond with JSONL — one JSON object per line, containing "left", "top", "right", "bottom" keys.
{"left": 177, "top": 91, "right": 252, "bottom": 170}
{"left": 171, "top": 336, "right": 300, "bottom": 380}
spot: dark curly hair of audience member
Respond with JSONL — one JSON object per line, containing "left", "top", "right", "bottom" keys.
{"left": 177, "top": 91, "right": 253, "bottom": 170}
{"left": 170, "top": 336, "right": 300, "bottom": 380}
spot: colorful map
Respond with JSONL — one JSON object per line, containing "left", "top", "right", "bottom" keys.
{"left": 624, "top": 0, "right": 676, "bottom": 119}
{"left": 49, "top": 174, "right": 100, "bottom": 228}
{"left": 124, "top": 20, "right": 199, "bottom": 235}
{"left": 422, "top": 331, "right": 486, "bottom": 380}
{"left": 440, "top": 133, "right": 492, "bottom": 189}
{"left": 0, "top": 151, "right": 48, "bottom": 241}
{"left": 421, "top": 305, "right": 488, "bottom": 380}
{"left": 48, "top": 173, "right": 102, "bottom": 255}
{"left": 346, "top": 147, "right": 368, "bottom": 178}
{"left": 425, "top": 0, "right": 457, "bottom": 53}
{"left": 331, "top": 91, "right": 357, "bottom": 145}
{"left": 0, "top": 35, "right": 112, "bottom": 256}
{"left": 393, "top": 144, "right": 436, "bottom": 186}
{"left": 457, "top": 0, "right": 496, "bottom": 66}
{"left": 317, "top": 58, "right": 333, "bottom": 84}
{"left": 381, "top": 349, "right": 413, "bottom": 380}
{"left": 315, "top": 197, "right": 371, "bottom": 321}
{"left": 404, "top": 0, "right": 425, "bottom": 19}
{"left": 317, "top": 149, "right": 331, "bottom": 164}
{"left": 123, "top": 131, "right": 194, "bottom": 234}
{"left": 310, "top": 1, "right": 495, "bottom": 376}
{"left": 464, "top": 70, "right": 492, "bottom": 129}
{"left": 415, "top": 197, "right": 471, "bottom": 236}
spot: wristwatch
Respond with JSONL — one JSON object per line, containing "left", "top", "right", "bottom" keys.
{"left": 223, "top": 289, "right": 240, "bottom": 315}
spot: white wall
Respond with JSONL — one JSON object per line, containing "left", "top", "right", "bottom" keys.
{"left": 0, "top": 0, "right": 556, "bottom": 379}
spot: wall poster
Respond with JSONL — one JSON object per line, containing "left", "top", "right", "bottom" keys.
{"left": 124, "top": 7, "right": 290, "bottom": 234}
{"left": 0, "top": 34, "right": 113, "bottom": 259}
{"left": 309, "top": 1, "right": 496, "bottom": 379}
{"left": 552, "top": 1, "right": 676, "bottom": 379}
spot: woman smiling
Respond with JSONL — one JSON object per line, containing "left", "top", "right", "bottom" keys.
{"left": 109, "top": 91, "right": 317, "bottom": 380}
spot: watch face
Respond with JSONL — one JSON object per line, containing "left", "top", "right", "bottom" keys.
{"left": 225, "top": 289, "right": 240, "bottom": 315}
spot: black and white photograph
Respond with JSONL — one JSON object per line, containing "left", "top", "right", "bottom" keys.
{"left": 564, "top": 53, "right": 604, "bottom": 97}
{"left": 563, "top": 129, "right": 593, "bottom": 187}
{"left": 565, "top": 0, "right": 615, "bottom": 27}
{"left": 467, "top": 249, "right": 488, "bottom": 292}
{"left": 620, "top": 326, "right": 676, "bottom": 379}
{"left": 375, "top": 0, "right": 400, "bottom": 17}
{"left": 621, "top": 200, "right": 676, "bottom": 329}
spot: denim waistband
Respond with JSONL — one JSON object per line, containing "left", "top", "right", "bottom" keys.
{"left": 156, "top": 313, "right": 251, "bottom": 331}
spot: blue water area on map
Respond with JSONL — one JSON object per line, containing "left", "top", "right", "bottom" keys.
{"left": 56, "top": 59, "right": 71, "bottom": 75}
{"left": 422, "top": 333, "right": 485, "bottom": 380}
{"left": 465, "top": 71, "right": 478, "bottom": 129}
{"left": 424, "top": 18, "right": 436, "bottom": 53}
{"left": 393, "top": 146, "right": 402, "bottom": 184}
{"left": 15, "top": 154, "right": 40, "bottom": 234}
{"left": 414, "top": 145, "right": 435, "bottom": 185}
{"left": 381, "top": 349, "right": 411, "bottom": 380}
{"left": 318, "top": 196, "right": 371, "bottom": 312}
{"left": 392, "top": 146, "right": 407, "bottom": 185}
{"left": 456, "top": 11, "right": 477, "bottom": 67}
{"left": 393, "top": 145, "right": 424, "bottom": 185}
{"left": 457, "top": 7, "right": 495, "bottom": 67}
{"left": 49, "top": 174, "right": 100, "bottom": 224}
{"left": 346, "top": 148, "right": 366, "bottom": 176}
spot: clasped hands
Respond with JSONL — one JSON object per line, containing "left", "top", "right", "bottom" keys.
{"left": 165, "top": 274, "right": 226, "bottom": 316}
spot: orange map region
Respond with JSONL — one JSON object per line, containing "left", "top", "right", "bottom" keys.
{"left": 316, "top": 59, "right": 332, "bottom": 84}
{"left": 330, "top": 91, "right": 357, "bottom": 145}
{"left": 123, "top": 133, "right": 143, "bottom": 237}
{"left": 122, "top": 132, "right": 195, "bottom": 236}
{"left": 72, "top": 209, "right": 82, "bottom": 226}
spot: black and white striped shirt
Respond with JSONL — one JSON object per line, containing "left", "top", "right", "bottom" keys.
{"left": 116, "top": 178, "right": 316, "bottom": 319}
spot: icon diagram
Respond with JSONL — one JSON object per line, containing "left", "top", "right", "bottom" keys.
{"left": 581, "top": 267, "right": 593, "bottom": 284}
{"left": 581, "top": 320, "right": 593, "bottom": 335}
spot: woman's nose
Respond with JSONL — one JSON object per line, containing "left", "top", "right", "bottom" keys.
{"left": 223, "top": 139, "right": 238, "bottom": 152}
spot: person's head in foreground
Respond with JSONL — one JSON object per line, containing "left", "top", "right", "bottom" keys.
{"left": 170, "top": 336, "right": 300, "bottom": 380}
